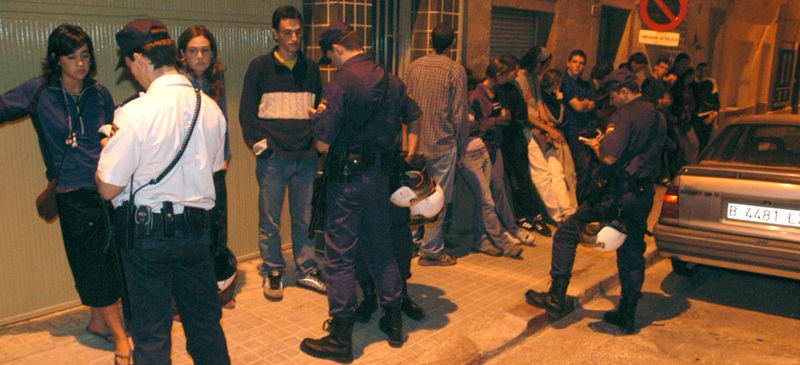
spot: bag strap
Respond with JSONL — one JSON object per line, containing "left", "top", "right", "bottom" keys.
{"left": 337, "top": 67, "right": 390, "bottom": 146}
{"left": 132, "top": 88, "right": 202, "bottom": 198}
{"left": 28, "top": 82, "right": 70, "bottom": 183}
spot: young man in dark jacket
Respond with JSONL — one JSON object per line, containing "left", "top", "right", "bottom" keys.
{"left": 239, "top": 5, "right": 325, "bottom": 302}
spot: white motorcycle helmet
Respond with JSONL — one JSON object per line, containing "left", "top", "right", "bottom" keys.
{"left": 389, "top": 155, "right": 445, "bottom": 225}
{"left": 214, "top": 246, "right": 237, "bottom": 294}
{"left": 409, "top": 184, "right": 445, "bottom": 226}
{"left": 578, "top": 219, "right": 628, "bottom": 252}
{"left": 390, "top": 169, "right": 437, "bottom": 208}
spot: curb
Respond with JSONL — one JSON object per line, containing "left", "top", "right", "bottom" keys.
{"left": 414, "top": 243, "right": 663, "bottom": 365}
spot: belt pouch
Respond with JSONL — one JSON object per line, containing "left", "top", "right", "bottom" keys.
{"left": 161, "top": 202, "right": 175, "bottom": 237}
{"left": 135, "top": 205, "right": 152, "bottom": 236}
{"left": 345, "top": 153, "right": 364, "bottom": 177}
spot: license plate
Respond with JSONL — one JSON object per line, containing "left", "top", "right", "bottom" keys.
{"left": 726, "top": 203, "right": 800, "bottom": 228}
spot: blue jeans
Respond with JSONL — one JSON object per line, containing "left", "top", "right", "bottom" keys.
{"left": 488, "top": 147, "right": 520, "bottom": 236}
{"left": 256, "top": 154, "right": 318, "bottom": 277}
{"left": 121, "top": 231, "right": 230, "bottom": 365}
{"left": 458, "top": 147, "right": 514, "bottom": 251}
{"left": 421, "top": 147, "right": 458, "bottom": 258}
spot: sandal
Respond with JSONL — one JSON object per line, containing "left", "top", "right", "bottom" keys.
{"left": 85, "top": 325, "right": 114, "bottom": 345}
{"left": 114, "top": 351, "right": 133, "bottom": 365}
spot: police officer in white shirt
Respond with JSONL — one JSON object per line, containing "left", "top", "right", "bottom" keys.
{"left": 96, "top": 19, "right": 230, "bottom": 365}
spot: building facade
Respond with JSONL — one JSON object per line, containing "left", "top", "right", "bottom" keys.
{"left": 1, "top": 0, "right": 797, "bottom": 325}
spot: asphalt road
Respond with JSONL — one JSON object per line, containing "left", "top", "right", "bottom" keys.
{"left": 487, "top": 259, "right": 800, "bottom": 365}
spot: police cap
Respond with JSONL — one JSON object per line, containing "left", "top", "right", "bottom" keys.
{"left": 602, "top": 68, "right": 638, "bottom": 92}
{"left": 115, "top": 19, "right": 171, "bottom": 70}
{"left": 318, "top": 22, "right": 354, "bottom": 66}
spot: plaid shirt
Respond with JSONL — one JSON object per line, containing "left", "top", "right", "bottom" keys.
{"left": 404, "top": 54, "right": 468, "bottom": 159}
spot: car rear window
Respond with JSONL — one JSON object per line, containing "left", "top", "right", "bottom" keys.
{"left": 699, "top": 124, "right": 800, "bottom": 167}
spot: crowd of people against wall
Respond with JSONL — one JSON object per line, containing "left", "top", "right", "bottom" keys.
{"left": 0, "top": 5, "right": 719, "bottom": 362}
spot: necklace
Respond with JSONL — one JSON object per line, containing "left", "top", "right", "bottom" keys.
{"left": 60, "top": 85, "right": 88, "bottom": 148}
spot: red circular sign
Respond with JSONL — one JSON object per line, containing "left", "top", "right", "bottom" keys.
{"left": 639, "top": 0, "right": 688, "bottom": 32}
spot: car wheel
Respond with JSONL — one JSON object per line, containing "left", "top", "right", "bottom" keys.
{"left": 671, "top": 258, "right": 697, "bottom": 276}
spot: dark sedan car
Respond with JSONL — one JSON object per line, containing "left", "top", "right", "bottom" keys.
{"left": 654, "top": 114, "right": 800, "bottom": 280}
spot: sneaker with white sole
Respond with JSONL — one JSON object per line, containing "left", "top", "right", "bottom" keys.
{"left": 297, "top": 271, "right": 327, "bottom": 294}
{"left": 263, "top": 270, "right": 284, "bottom": 301}
{"left": 418, "top": 253, "right": 457, "bottom": 266}
{"left": 515, "top": 230, "right": 536, "bottom": 246}
{"left": 504, "top": 231, "right": 522, "bottom": 245}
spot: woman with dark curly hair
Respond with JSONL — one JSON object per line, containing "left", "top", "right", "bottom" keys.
{"left": 178, "top": 26, "right": 227, "bottom": 115}
{"left": 0, "top": 24, "right": 131, "bottom": 364}
{"left": 177, "top": 25, "right": 236, "bottom": 308}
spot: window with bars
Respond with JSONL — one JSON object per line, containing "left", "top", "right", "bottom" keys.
{"left": 771, "top": 48, "right": 796, "bottom": 110}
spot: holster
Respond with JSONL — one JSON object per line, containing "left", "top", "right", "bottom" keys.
{"left": 623, "top": 178, "right": 647, "bottom": 196}
{"left": 326, "top": 144, "right": 361, "bottom": 183}
{"left": 112, "top": 201, "right": 136, "bottom": 249}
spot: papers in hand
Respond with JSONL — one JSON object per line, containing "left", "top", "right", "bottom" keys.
{"left": 252, "top": 139, "right": 269, "bottom": 156}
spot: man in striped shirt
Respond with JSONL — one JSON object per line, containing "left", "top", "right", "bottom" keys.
{"left": 404, "top": 23, "right": 468, "bottom": 266}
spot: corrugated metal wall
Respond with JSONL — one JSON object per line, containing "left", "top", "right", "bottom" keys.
{"left": 0, "top": 0, "right": 301, "bottom": 325}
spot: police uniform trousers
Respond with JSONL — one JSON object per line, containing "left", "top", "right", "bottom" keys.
{"left": 324, "top": 169, "right": 403, "bottom": 317}
{"left": 121, "top": 220, "right": 230, "bottom": 365}
{"left": 355, "top": 204, "right": 413, "bottom": 285}
{"left": 550, "top": 185, "right": 654, "bottom": 301}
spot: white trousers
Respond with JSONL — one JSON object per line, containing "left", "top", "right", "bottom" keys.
{"left": 526, "top": 129, "right": 577, "bottom": 224}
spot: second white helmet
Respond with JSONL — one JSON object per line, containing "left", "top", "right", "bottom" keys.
{"left": 578, "top": 220, "right": 628, "bottom": 252}
{"left": 409, "top": 184, "right": 445, "bottom": 226}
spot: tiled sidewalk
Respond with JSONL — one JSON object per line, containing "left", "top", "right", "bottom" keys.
{"left": 0, "top": 188, "right": 664, "bottom": 364}
{"left": 0, "top": 246, "right": 547, "bottom": 365}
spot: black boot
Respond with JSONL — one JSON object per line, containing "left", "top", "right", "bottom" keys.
{"left": 525, "top": 277, "right": 571, "bottom": 316}
{"left": 354, "top": 281, "right": 378, "bottom": 323}
{"left": 300, "top": 316, "right": 354, "bottom": 363}
{"left": 378, "top": 303, "right": 404, "bottom": 348}
{"left": 603, "top": 297, "right": 638, "bottom": 334}
{"left": 401, "top": 282, "right": 425, "bottom": 321}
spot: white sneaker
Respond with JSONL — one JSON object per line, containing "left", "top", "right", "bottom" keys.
{"left": 515, "top": 230, "right": 536, "bottom": 246}
{"left": 504, "top": 231, "right": 522, "bottom": 245}
{"left": 263, "top": 270, "right": 284, "bottom": 301}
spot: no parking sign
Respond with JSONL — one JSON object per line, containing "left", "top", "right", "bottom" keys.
{"left": 639, "top": 0, "right": 688, "bottom": 32}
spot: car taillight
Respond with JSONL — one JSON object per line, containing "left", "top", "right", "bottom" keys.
{"left": 660, "top": 184, "right": 680, "bottom": 219}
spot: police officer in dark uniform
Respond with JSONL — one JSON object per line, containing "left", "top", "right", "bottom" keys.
{"left": 524, "top": 68, "right": 665, "bottom": 334}
{"left": 300, "top": 22, "right": 422, "bottom": 363}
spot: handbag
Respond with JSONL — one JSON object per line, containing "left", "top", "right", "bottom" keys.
{"left": 36, "top": 178, "right": 59, "bottom": 221}
{"left": 36, "top": 145, "right": 69, "bottom": 222}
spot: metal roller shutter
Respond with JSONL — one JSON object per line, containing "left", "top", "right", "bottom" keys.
{"left": 490, "top": 7, "right": 553, "bottom": 60}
